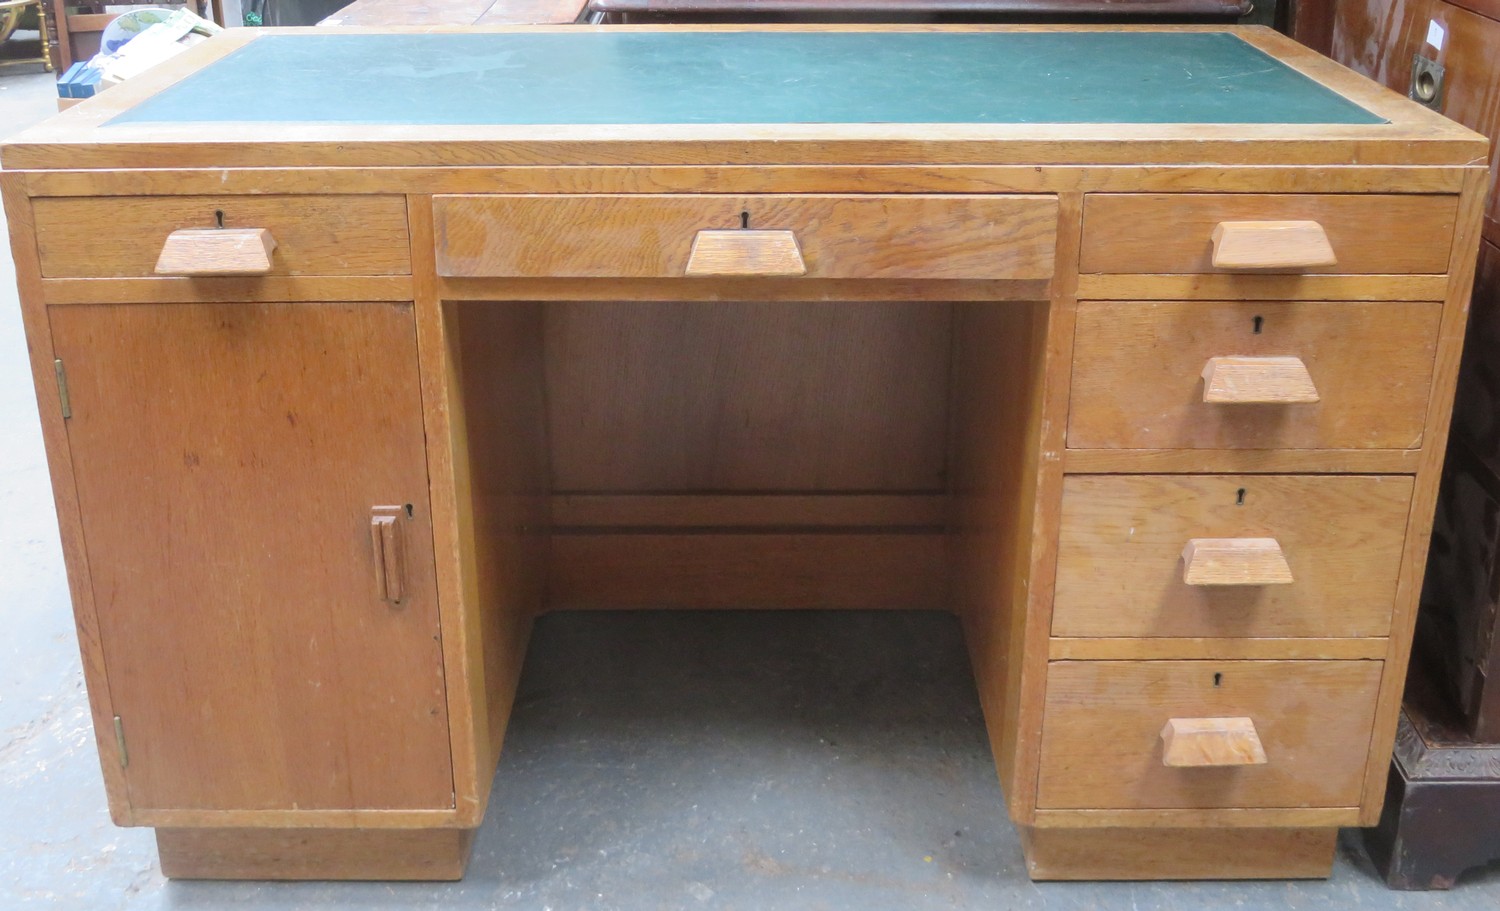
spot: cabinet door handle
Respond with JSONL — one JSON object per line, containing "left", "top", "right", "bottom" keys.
{"left": 370, "top": 506, "right": 406, "bottom": 605}
{"left": 684, "top": 229, "right": 806, "bottom": 276}
{"left": 1160, "top": 717, "right": 1268, "bottom": 767}
{"left": 1210, "top": 220, "right": 1337, "bottom": 270}
{"left": 1181, "top": 537, "right": 1293, "bottom": 586}
{"left": 154, "top": 227, "right": 277, "bottom": 276}
{"left": 1201, "top": 356, "right": 1319, "bottom": 404}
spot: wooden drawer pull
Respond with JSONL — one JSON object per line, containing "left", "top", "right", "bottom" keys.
{"left": 370, "top": 506, "right": 406, "bottom": 605}
{"left": 1181, "top": 538, "right": 1293, "bottom": 586}
{"left": 684, "top": 229, "right": 806, "bottom": 277}
{"left": 154, "top": 227, "right": 277, "bottom": 276}
{"left": 1201, "top": 356, "right": 1319, "bottom": 404}
{"left": 1160, "top": 717, "right": 1268, "bottom": 767}
{"left": 1210, "top": 220, "right": 1337, "bottom": 270}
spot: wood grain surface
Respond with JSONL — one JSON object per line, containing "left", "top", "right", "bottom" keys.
{"left": 49, "top": 301, "right": 452, "bottom": 812}
{"left": 1333, "top": 0, "right": 1500, "bottom": 244}
{"left": 33, "top": 195, "right": 412, "bottom": 278}
{"left": 1180, "top": 537, "right": 1295, "bottom": 586}
{"left": 1209, "top": 220, "right": 1338, "bottom": 270}
{"left": 154, "top": 228, "right": 277, "bottom": 276}
{"left": 1021, "top": 825, "right": 1338, "bottom": 879}
{"left": 548, "top": 532, "right": 948, "bottom": 609}
{"left": 684, "top": 229, "right": 806, "bottom": 276}
{"left": 541, "top": 299, "right": 953, "bottom": 492}
{"left": 949, "top": 300, "right": 1050, "bottom": 819}
{"left": 1159, "top": 717, "right": 1268, "bottom": 767}
{"left": 1037, "top": 660, "right": 1382, "bottom": 809}
{"left": 1200, "top": 356, "right": 1320, "bottom": 404}
{"left": 1053, "top": 474, "right": 1413, "bottom": 639}
{"left": 1068, "top": 300, "right": 1441, "bottom": 450}
{"left": 156, "top": 826, "right": 474, "bottom": 880}
{"left": 1082, "top": 193, "right": 1458, "bottom": 274}
{"left": 434, "top": 194, "right": 1057, "bottom": 280}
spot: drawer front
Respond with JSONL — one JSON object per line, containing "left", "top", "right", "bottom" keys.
{"left": 1037, "top": 660, "right": 1382, "bottom": 810}
{"left": 1080, "top": 193, "right": 1457, "bottom": 275}
{"left": 33, "top": 195, "right": 413, "bottom": 278}
{"left": 432, "top": 194, "right": 1058, "bottom": 280}
{"left": 1053, "top": 475, "right": 1413, "bottom": 639}
{"left": 1068, "top": 300, "right": 1440, "bottom": 450}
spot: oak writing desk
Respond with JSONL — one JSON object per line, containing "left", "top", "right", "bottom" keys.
{"left": 0, "top": 25, "right": 1487, "bottom": 881}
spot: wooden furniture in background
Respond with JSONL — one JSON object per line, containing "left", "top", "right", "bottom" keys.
{"left": 1317, "top": 0, "right": 1500, "bottom": 889}
{"left": 0, "top": 25, "right": 1486, "bottom": 882}
{"left": 0, "top": 0, "right": 49, "bottom": 71}
{"left": 43, "top": 0, "right": 222, "bottom": 72}
{"left": 322, "top": 0, "right": 1261, "bottom": 26}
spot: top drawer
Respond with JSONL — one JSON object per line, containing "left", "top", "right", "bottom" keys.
{"left": 33, "top": 195, "right": 413, "bottom": 278}
{"left": 433, "top": 194, "right": 1058, "bottom": 280}
{"left": 1080, "top": 194, "right": 1457, "bottom": 275}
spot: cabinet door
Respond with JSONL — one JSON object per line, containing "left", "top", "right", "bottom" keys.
{"left": 49, "top": 301, "right": 453, "bottom": 812}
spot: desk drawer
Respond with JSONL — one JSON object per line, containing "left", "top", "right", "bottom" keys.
{"left": 1037, "top": 660, "right": 1382, "bottom": 810}
{"left": 432, "top": 194, "right": 1058, "bottom": 280}
{"left": 1068, "top": 300, "right": 1440, "bottom": 450}
{"left": 1080, "top": 194, "right": 1457, "bottom": 275}
{"left": 33, "top": 195, "right": 412, "bottom": 278}
{"left": 1053, "top": 475, "right": 1412, "bottom": 639}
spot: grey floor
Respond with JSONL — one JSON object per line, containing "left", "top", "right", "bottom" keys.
{"left": 3, "top": 65, "right": 1500, "bottom": 911}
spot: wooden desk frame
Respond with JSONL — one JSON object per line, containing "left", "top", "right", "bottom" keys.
{"left": 1, "top": 24, "right": 1488, "bottom": 882}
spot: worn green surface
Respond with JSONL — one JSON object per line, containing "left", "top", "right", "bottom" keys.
{"left": 108, "top": 30, "right": 1384, "bottom": 126}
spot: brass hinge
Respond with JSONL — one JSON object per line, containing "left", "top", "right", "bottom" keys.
{"left": 113, "top": 715, "right": 128, "bottom": 768}
{"left": 54, "top": 358, "right": 71, "bottom": 420}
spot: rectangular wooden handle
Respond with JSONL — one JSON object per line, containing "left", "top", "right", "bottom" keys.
{"left": 154, "top": 227, "right": 277, "bottom": 276}
{"left": 1161, "top": 717, "right": 1268, "bottom": 767}
{"left": 370, "top": 507, "right": 406, "bottom": 605}
{"left": 1181, "top": 538, "right": 1293, "bottom": 586}
{"left": 1202, "top": 356, "right": 1319, "bottom": 404}
{"left": 684, "top": 229, "right": 806, "bottom": 276}
{"left": 1210, "top": 220, "right": 1337, "bottom": 271}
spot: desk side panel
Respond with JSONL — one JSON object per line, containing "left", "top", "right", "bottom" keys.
{"left": 1359, "top": 165, "right": 1491, "bottom": 824}
{"left": 0, "top": 174, "right": 133, "bottom": 824}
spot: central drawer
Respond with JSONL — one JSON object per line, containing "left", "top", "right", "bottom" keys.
{"left": 1053, "top": 474, "right": 1413, "bottom": 639}
{"left": 432, "top": 194, "right": 1058, "bottom": 280}
{"left": 1037, "top": 660, "right": 1382, "bottom": 810}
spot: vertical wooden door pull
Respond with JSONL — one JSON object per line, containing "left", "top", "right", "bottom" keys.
{"left": 370, "top": 506, "right": 405, "bottom": 604}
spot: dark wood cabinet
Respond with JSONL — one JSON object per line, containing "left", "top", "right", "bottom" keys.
{"left": 1321, "top": 0, "right": 1500, "bottom": 889}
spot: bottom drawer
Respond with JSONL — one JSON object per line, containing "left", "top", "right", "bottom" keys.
{"left": 1037, "top": 660, "right": 1382, "bottom": 810}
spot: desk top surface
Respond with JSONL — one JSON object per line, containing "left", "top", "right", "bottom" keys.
{"left": 2, "top": 26, "right": 1483, "bottom": 171}
{"left": 106, "top": 31, "right": 1380, "bottom": 127}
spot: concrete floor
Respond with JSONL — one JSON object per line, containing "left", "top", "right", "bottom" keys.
{"left": 4, "top": 65, "right": 1500, "bottom": 910}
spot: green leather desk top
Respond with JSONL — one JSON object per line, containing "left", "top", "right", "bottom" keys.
{"left": 107, "top": 30, "right": 1384, "bottom": 126}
